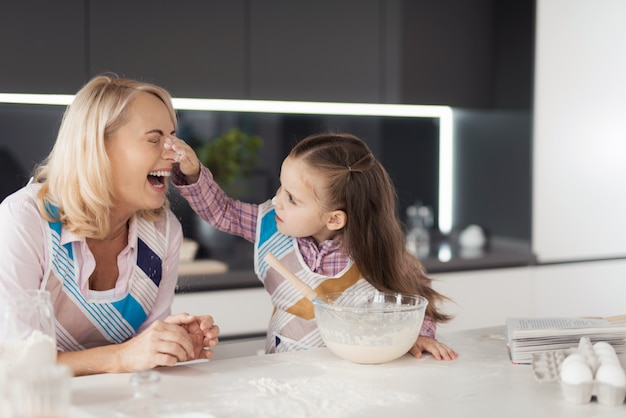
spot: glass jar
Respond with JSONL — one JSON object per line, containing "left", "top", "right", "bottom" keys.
{"left": 8, "top": 363, "right": 72, "bottom": 418}
{"left": 1, "top": 289, "right": 58, "bottom": 417}
{"left": 0, "top": 289, "right": 57, "bottom": 369}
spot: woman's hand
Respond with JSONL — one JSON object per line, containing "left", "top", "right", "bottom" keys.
{"left": 166, "top": 313, "right": 220, "bottom": 360}
{"left": 116, "top": 319, "right": 199, "bottom": 372}
{"left": 409, "top": 336, "right": 458, "bottom": 361}
{"left": 164, "top": 136, "right": 201, "bottom": 184}
{"left": 58, "top": 314, "right": 220, "bottom": 376}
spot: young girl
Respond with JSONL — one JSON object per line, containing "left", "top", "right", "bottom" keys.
{"left": 169, "top": 132, "right": 457, "bottom": 360}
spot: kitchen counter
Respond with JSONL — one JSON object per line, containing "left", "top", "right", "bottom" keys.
{"left": 176, "top": 235, "right": 535, "bottom": 293}
{"left": 69, "top": 326, "right": 625, "bottom": 417}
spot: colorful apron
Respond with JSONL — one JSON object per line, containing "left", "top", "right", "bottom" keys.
{"left": 254, "top": 201, "right": 374, "bottom": 353}
{"left": 41, "top": 204, "right": 167, "bottom": 351}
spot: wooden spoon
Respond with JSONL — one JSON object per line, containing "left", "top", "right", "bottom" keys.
{"left": 264, "top": 253, "right": 318, "bottom": 301}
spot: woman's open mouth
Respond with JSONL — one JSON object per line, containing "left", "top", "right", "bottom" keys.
{"left": 147, "top": 170, "right": 170, "bottom": 190}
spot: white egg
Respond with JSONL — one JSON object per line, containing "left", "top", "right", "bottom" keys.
{"left": 560, "top": 360, "right": 593, "bottom": 384}
{"left": 597, "top": 352, "right": 621, "bottom": 365}
{"left": 562, "top": 353, "right": 588, "bottom": 366}
{"left": 595, "top": 363, "right": 626, "bottom": 387}
{"left": 594, "top": 348, "right": 618, "bottom": 361}
{"left": 595, "top": 346, "right": 617, "bottom": 357}
{"left": 593, "top": 341, "right": 616, "bottom": 355}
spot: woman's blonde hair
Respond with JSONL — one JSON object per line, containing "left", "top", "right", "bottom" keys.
{"left": 33, "top": 74, "right": 177, "bottom": 239}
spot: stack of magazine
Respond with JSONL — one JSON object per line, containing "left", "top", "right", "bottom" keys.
{"left": 505, "top": 315, "right": 626, "bottom": 364}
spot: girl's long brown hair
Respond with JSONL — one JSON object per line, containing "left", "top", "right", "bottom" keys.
{"left": 290, "top": 133, "right": 452, "bottom": 322}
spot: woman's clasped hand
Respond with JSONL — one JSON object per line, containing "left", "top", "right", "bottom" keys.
{"left": 117, "top": 314, "right": 220, "bottom": 371}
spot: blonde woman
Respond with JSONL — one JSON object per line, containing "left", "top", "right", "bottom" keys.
{"left": 0, "top": 75, "right": 219, "bottom": 376}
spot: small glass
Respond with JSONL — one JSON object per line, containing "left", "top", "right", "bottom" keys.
{"left": 115, "top": 370, "right": 170, "bottom": 417}
{"left": 115, "top": 371, "right": 216, "bottom": 417}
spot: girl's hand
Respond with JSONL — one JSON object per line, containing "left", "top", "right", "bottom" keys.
{"left": 409, "top": 336, "right": 458, "bottom": 361}
{"left": 164, "top": 136, "right": 201, "bottom": 184}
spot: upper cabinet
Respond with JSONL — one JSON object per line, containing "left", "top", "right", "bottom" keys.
{"left": 89, "top": 0, "right": 247, "bottom": 99}
{"left": 0, "top": 0, "right": 533, "bottom": 108}
{"left": 248, "top": 0, "right": 386, "bottom": 103}
{"left": 400, "top": 1, "right": 534, "bottom": 108}
{"left": 89, "top": 0, "right": 390, "bottom": 103}
{"left": 0, "top": 0, "right": 86, "bottom": 94}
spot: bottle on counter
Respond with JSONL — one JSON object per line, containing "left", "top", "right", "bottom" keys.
{"left": 405, "top": 203, "right": 434, "bottom": 259}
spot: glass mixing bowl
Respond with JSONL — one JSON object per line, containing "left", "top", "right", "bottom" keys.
{"left": 313, "top": 291, "right": 428, "bottom": 364}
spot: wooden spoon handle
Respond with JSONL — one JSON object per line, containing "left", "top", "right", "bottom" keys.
{"left": 264, "top": 253, "right": 317, "bottom": 301}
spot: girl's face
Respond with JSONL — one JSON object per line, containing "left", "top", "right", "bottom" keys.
{"left": 106, "top": 92, "right": 176, "bottom": 218}
{"left": 273, "top": 156, "right": 338, "bottom": 243}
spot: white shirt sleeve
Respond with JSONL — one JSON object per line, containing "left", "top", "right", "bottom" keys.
{"left": 0, "top": 187, "right": 48, "bottom": 301}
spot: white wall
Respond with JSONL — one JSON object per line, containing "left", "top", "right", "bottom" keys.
{"left": 533, "top": 0, "right": 626, "bottom": 262}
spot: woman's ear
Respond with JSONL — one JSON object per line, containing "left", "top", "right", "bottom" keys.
{"left": 327, "top": 210, "right": 347, "bottom": 231}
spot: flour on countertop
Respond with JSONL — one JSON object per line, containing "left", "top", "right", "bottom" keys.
{"left": 187, "top": 375, "right": 420, "bottom": 418}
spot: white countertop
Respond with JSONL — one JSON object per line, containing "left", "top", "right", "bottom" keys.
{"left": 69, "top": 326, "right": 626, "bottom": 418}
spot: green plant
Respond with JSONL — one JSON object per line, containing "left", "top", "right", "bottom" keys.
{"left": 194, "top": 128, "right": 263, "bottom": 197}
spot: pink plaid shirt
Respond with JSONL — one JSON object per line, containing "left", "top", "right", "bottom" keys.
{"left": 172, "top": 165, "right": 436, "bottom": 338}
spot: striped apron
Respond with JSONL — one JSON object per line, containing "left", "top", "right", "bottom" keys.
{"left": 41, "top": 205, "right": 167, "bottom": 351}
{"left": 254, "top": 200, "right": 375, "bottom": 353}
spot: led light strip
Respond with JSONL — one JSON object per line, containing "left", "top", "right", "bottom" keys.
{"left": 0, "top": 93, "right": 454, "bottom": 234}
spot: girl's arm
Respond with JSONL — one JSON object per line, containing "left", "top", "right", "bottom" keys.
{"left": 168, "top": 137, "right": 259, "bottom": 242}
{"left": 419, "top": 315, "right": 437, "bottom": 339}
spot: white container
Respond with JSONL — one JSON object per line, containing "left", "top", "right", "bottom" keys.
{"left": 532, "top": 339, "right": 626, "bottom": 406}
{"left": 1, "top": 289, "right": 57, "bottom": 368}
{"left": 8, "top": 364, "right": 72, "bottom": 418}
{"left": 1, "top": 289, "right": 59, "bottom": 417}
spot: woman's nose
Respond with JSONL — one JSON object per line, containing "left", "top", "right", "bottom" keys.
{"left": 163, "top": 138, "right": 183, "bottom": 162}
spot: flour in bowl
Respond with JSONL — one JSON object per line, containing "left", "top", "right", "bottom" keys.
{"left": 325, "top": 340, "right": 413, "bottom": 364}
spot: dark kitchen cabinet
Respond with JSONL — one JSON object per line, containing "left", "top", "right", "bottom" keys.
{"left": 0, "top": 0, "right": 532, "bottom": 108}
{"left": 248, "top": 0, "right": 388, "bottom": 103}
{"left": 88, "top": 0, "right": 391, "bottom": 103}
{"left": 0, "top": 0, "right": 86, "bottom": 94}
{"left": 89, "top": 0, "right": 247, "bottom": 99}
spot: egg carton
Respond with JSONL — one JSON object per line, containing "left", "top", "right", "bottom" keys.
{"left": 531, "top": 339, "right": 626, "bottom": 406}
{"left": 531, "top": 349, "right": 571, "bottom": 382}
